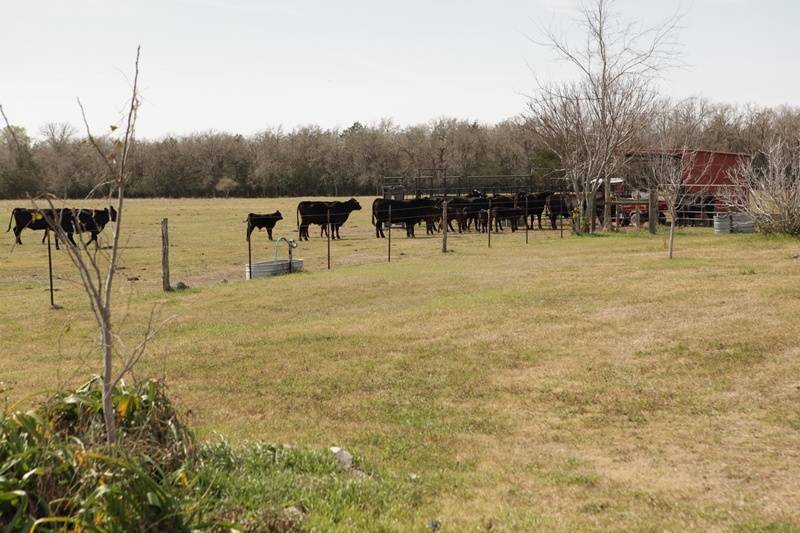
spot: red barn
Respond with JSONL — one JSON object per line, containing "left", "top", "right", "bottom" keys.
{"left": 676, "top": 150, "right": 751, "bottom": 212}
{"left": 621, "top": 149, "right": 752, "bottom": 213}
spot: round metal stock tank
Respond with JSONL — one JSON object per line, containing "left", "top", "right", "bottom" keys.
{"left": 713, "top": 213, "right": 731, "bottom": 234}
{"left": 731, "top": 212, "right": 755, "bottom": 233}
{"left": 246, "top": 259, "right": 304, "bottom": 279}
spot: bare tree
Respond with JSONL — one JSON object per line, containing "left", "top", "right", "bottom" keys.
{"left": 525, "top": 0, "right": 683, "bottom": 231}
{"left": 647, "top": 150, "right": 715, "bottom": 257}
{"left": 726, "top": 138, "right": 800, "bottom": 236}
{"left": 1, "top": 47, "right": 168, "bottom": 448}
{"left": 639, "top": 98, "right": 714, "bottom": 257}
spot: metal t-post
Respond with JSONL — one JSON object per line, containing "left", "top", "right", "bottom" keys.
{"left": 442, "top": 200, "right": 448, "bottom": 253}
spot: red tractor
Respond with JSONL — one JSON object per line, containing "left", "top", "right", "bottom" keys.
{"left": 617, "top": 197, "right": 668, "bottom": 227}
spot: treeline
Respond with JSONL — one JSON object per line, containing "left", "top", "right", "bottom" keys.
{"left": 2, "top": 99, "right": 799, "bottom": 200}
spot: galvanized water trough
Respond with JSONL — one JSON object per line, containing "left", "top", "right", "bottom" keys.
{"left": 246, "top": 236, "right": 302, "bottom": 279}
{"left": 246, "top": 259, "right": 304, "bottom": 279}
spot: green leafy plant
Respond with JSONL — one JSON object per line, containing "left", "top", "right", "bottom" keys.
{"left": 0, "top": 377, "right": 231, "bottom": 532}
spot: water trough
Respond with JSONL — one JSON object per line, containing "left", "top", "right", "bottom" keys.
{"left": 246, "top": 259, "right": 304, "bottom": 279}
{"left": 246, "top": 236, "right": 302, "bottom": 279}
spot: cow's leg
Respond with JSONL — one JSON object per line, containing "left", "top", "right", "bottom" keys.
{"left": 334, "top": 224, "right": 341, "bottom": 239}
{"left": 267, "top": 228, "right": 273, "bottom": 240}
{"left": 14, "top": 227, "right": 23, "bottom": 245}
{"left": 41, "top": 231, "right": 48, "bottom": 244}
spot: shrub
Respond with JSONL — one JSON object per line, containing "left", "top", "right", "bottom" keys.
{"left": 0, "top": 377, "right": 222, "bottom": 532}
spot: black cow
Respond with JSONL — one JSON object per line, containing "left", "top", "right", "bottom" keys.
{"left": 515, "top": 191, "right": 555, "bottom": 230}
{"left": 544, "top": 192, "right": 605, "bottom": 231}
{"left": 676, "top": 192, "right": 716, "bottom": 227}
{"left": 426, "top": 197, "right": 469, "bottom": 233}
{"left": 6, "top": 206, "right": 116, "bottom": 250}
{"left": 372, "top": 197, "right": 439, "bottom": 238}
{"left": 245, "top": 211, "right": 283, "bottom": 241}
{"left": 443, "top": 205, "right": 467, "bottom": 233}
{"left": 296, "top": 198, "right": 362, "bottom": 241}
{"left": 419, "top": 205, "right": 442, "bottom": 235}
{"left": 461, "top": 195, "right": 513, "bottom": 232}
{"left": 57, "top": 207, "right": 117, "bottom": 249}
{"left": 7, "top": 207, "right": 62, "bottom": 245}
{"left": 545, "top": 193, "right": 577, "bottom": 230}
{"left": 463, "top": 196, "right": 491, "bottom": 232}
{"left": 491, "top": 206, "right": 525, "bottom": 232}
{"left": 477, "top": 209, "right": 489, "bottom": 232}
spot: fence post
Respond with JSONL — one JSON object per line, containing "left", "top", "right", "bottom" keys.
{"left": 649, "top": 189, "right": 658, "bottom": 234}
{"left": 442, "top": 200, "right": 448, "bottom": 253}
{"left": 327, "top": 209, "right": 331, "bottom": 270}
{"left": 47, "top": 230, "right": 56, "bottom": 308}
{"left": 525, "top": 195, "right": 529, "bottom": 244}
{"left": 162, "top": 218, "right": 171, "bottom": 291}
{"left": 488, "top": 199, "right": 492, "bottom": 248}
{"left": 388, "top": 205, "right": 392, "bottom": 263}
{"left": 247, "top": 226, "right": 252, "bottom": 280}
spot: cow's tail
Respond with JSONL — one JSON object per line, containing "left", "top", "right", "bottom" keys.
{"left": 5, "top": 208, "right": 17, "bottom": 233}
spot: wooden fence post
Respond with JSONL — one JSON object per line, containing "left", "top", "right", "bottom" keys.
{"left": 649, "top": 189, "right": 658, "bottom": 234}
{"left": 162, "top": 218, "right": 171, "bottom": 291}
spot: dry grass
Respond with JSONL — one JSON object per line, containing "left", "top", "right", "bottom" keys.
{"left": 3, "top": 197, "right": 800, "bottom": 531}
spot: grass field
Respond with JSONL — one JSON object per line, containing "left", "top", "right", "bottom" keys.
{"left": 2, "top": 197, "right": 800, "bottom": 531}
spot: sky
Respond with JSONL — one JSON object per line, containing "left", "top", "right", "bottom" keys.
{"left": 2, "top": 0, "right": 799, "bottom": 140}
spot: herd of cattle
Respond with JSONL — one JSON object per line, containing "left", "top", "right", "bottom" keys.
{"left": 245, "top": 191, "right": 718, "bottom": 241}
{"left": 6, "top": 206, "right": 117, "bottom": 249}
{"left": 245, "top": 191, "right": 576, "bottom": 241}
{"left": 5, "top": 190, "right": 717, "bottom": 249}
{"left": 245, "top": 191, "right": 599, "bottom": 242}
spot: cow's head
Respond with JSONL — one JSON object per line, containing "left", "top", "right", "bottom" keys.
{"left": 110, "top": 206, "right": 118, "bottom": 221}
{"left": 274, "top": 210, "right": 283, "bottom": 220}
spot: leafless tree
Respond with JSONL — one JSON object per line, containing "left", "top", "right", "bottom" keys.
{"left": 637, "top": 98, "right": 716, "bottom": 257}
{"left": 525, "top": 0, "right": 683, "bottom": 231}
{"left": 725, "top": 138, "right": 800, "bottom": 236}
{"left": 2, "top": 47, "right": 170, "bottom": 447}
{"left": 651, "top": 151, "right": 715, "bottom": 257}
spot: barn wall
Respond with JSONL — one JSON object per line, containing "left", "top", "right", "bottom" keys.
{"left": 682, "top": 152, "right": 751, "bottom": 212}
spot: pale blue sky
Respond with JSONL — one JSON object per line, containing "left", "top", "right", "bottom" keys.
{"left": 2, "top": 0, "right": 798, "bottom": 140}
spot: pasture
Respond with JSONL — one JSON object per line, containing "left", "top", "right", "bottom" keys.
{"left": 2, "top": 197, "right": 800, "bottom": 531}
